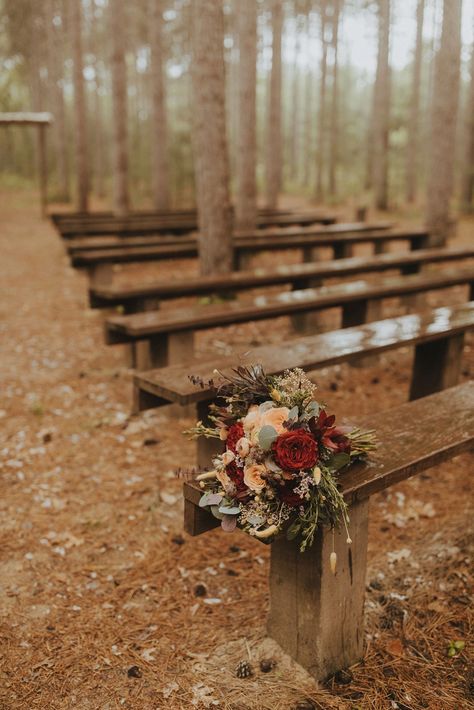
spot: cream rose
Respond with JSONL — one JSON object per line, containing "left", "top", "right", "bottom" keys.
{"left": 242, "top": 405, "right": 262, "bottom": 440}
{"left": 243, "top": 463, "right": 267, "bottom": 493}
{"left": 260, "top": 406, "right": 290, "bottom": 434}
{"left": 216, "top": 468, "right": 231, "bottom": 489}
{"left": 236, "top": 436, "right": 251, "bottom": 458}
{"left": 221, "top": 450, "right": 235, "bottom": 466}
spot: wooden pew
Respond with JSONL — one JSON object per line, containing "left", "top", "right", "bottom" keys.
{"left": 55, "top": 210, "right": 337, "bottom": 238}
{"left": 72, "top": 228, "right": 428, "bottom": 287}
{"left": 181, "top": 382, "right": 474, "bottom": 681}
{"left": 104, "top": 268, "right": 474, "bottom": 370}
{"left": 133, "top": 303, "right": 474, "bottom": 469}
{"left": 89, "top": 246, "right": 474, "bottom": 311}
{"left": 65, "top": 220, "right": 394, "bottom": 255}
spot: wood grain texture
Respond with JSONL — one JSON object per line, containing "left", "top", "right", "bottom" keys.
{"left": 268, "top": 499, "right": 369, "bottom": 680}
{"left": 88, "top": 246, "right": 474, "bottom": 308}
{"left": 133, "top": 303, "right": 474, "bottom": 407}
{"left": 105, "top": 268, "right": 474, "bottom": 340}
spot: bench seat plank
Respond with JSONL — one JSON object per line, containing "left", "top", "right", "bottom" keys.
{"left": 106, "top": 268, "right": 474, "bottom": 341}
{"left": 58, "top": 211, "right": 337, "bottom": 237}
{"left": 71, "top": 228, "right": 427, "bottom": 266}
{"left": 90, "top": 246, "right": 474, "bottom": 308}
{"left": 133, "top": 303, "right": 474, "bottom": 407}
{"left": 67, "top": 221, "right": 393, "bottom": 253}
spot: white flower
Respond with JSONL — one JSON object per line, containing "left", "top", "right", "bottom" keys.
{"left": 221, "top": 450, "right": 235, "bottom": 466}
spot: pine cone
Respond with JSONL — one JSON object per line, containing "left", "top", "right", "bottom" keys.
{"left": 236, "top": 660, "right": 253, "bottom": 678}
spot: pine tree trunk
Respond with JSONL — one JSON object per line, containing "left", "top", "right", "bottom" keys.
{"left": 405, "top": 0, "right": 424, "bottom": 203}
{"left": 110, "top": 0, "right": 129, "bottom": 216}
{"left": 460, "top": 31, "right": 474, "bottom": 213}
{"left": 328, "top": 0, "right": 341, "bottom": 197}
{"left": 150, "top": 0, "right": 170, "bottom": 210}
{"left": 302, "top": 0, "right": 314, "bottom": 187}
{"left": 290, "top": 11, "right": 302, "bottom": 183}
{"left": 235, "top": 0, "right": 257, "bottom": 231}
{"left": 265, "top": 0, "right": 283, "bottom": 209}
{"left": 191, "top": 0, "right": 232, "bottom": 275}
{"left": 47, "top": 0, "right": 70, "bottom": 201}
{"left": 71, "top": 0, "right": 89, "bottom": 212}
{"left": 372, "top": 0, "right": 390, "bottom": 211}
{"left": 425, "top": 0, "right": 462, "bottom": 245}
{"left": 315, "top": 1, "right": 328, "bottom": 202}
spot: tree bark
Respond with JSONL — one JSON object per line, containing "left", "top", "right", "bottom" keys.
{"left": 265, "top": 0, "right": 283, "bottom": 209}
{"left": 47, "top": 0, "right": 70, "bottom": 202}
{"left": 460, "top": 30, "right": 474, "bottom": 213}
{"left": 425, "top": 0, "right": 463, "bottom": 245}
{"left": 328, "top": 0, "right": 341, "bottom": 197}
{"left": 71, "top": 0, "right": 89, "bottom": 212}
{"left": 191, "top": 0, "right": 232, "bottom": 275}
{"left": 372, "top": 0, "right": 391, "bottom": 211}
{"left": 235, "top": 0, "right": 257, "bottom": 231}
{"left": 405, "top": 0, "right": 425, "bottom": 203}
{"left": 150, "top": 0, "right": 171, "bottom": 210}
{"left": 315, "top": 0, "right": 328, "bottom": 202}
{"left": 110, "top": 0, "right": 130, "bottom": 216}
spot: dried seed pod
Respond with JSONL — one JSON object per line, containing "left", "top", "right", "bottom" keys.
{"left": 330, "top": 551, "right": 337, "bottom": 575}
{"left": 236, "top": 660, "right": 253, "bottom": 678}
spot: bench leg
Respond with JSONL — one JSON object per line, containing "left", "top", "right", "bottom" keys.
{"left": 342, "top": 300, "right": 381, "bottom": 367}
{"left": 126, "top": 299, "right": 162, "bottom": 369}
{"left": 268, "top": 498, "right": 369, "bottom": 681}
{"left": 400, "top": 263, "right": 422, "bottom": 311}
{"left": 409, "top": 333, "right": 465, "bottom": 401}
{"left": 89, "top": 263, "right": 113, "bottom": 288}
{"left": 292, "top": 248, "right": 326, "bottom": 333}
{"left": 333, "top": 243, "right": 353, "bottom": 259}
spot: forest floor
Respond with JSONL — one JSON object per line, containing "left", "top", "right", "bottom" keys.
{"left": 0, "top": 188, "right": 473, "bottom": 710}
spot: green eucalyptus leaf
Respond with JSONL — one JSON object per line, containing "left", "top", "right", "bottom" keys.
{"left": 218, "top": 505, "right": 241, "bottom": 515}
{"left": 328, "top": 452, "right": 351, "bottom": 471}
{"left": 259, "top": 425, "right": 278, "bottom": 450}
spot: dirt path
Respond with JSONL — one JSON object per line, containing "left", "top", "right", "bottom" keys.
{"left": 0, "top": 190, "right": 472, "bottom": 709}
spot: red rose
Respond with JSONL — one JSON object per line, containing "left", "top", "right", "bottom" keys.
{"left": 226, "top": 422, "right": 244, "bottom": 453}
{"left": 309, "top": 411, "right": 351, "bottom": 454}
{"left": 272, "top": 428, "right": 318, "bottom": 471}
{"left": 226, "top": 461, "right": 250, "bottom": 501}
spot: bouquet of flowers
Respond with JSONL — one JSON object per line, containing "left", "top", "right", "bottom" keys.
{"left": 186, "top": 365, "right": 375, "bottom": 553}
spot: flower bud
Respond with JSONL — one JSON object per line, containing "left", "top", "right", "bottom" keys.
{"left": 330, "top": 551, "right": 337, "bottom": 575}
{"left": 313, "top": 466, "right": 322, "bottom": 484}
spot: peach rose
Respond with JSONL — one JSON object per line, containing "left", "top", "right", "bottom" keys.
{"left": 243, "top": 463, "right": 267, "bottom": 493}
{"left": 242, "top": 405, "right": 262, "bottom": 440}
{"left": 260, "top": 406, "right": 290, "bottom": 434}
{"left": 219, "top": 427, "right": 229, "bottom": 441}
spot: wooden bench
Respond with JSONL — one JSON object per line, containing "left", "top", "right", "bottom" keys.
{"left": 182, "top": 382, "right": 474, "bottom": 680}
{"left": 105, "top": 268, "right": 474, "bottom": 370}
{"left": 133, "top": 303, "right": 474, "bottom": 467}
{"left": 89, "top": 246, "right": 474, "bottom": 311}
{"left": 65, "top": 221, "right": 393, "bottom": 254}
{"left": 72, "top": 228, "right": 428, "bottom": 287}
{"left": 55, "top": 210, "right": 336, "bottom": 238}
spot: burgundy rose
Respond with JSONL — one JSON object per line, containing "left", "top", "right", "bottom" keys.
{"left": 278, "top": 485, "right": 304, "bottom": 508}
{"left": 226, "top": 461, "right": 250, "bottom": 500}
{"left": 309, "top": 410, "right": 351, "bottom": 454}
{"left": 272, "top": 428, "right": 318, "bottom": 471}
{"left": 226, "top": 422, "right": 245, "bottom": 453}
